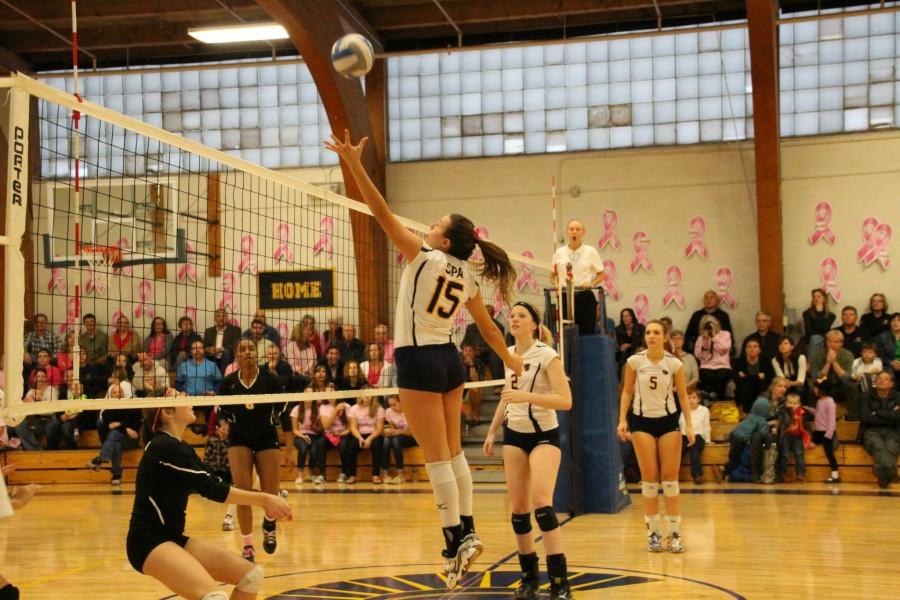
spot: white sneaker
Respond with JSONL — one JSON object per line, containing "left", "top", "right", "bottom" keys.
{"left": 222, "top": 514, "right": 235, "bottom": 531}
{"left": 444, "top": 534, "right": 483, "bottom": 589}
{"left": 294, "top": 475, "right": 304, "bottom": 486}
{"left": 648, "top": 531, "right": 664, "bottom": 552}
{"left": 667, "top": 533, "right": 685, "bottom": 553}
{"left": 337, "top": 473, "right": 347, "bottom": 483}
{"left": 312, "top": 475, "right": 325, "bottom": 485}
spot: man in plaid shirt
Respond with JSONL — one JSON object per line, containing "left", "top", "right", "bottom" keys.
{"left": 24, "top": 313, "right": 62, "bottom": 365}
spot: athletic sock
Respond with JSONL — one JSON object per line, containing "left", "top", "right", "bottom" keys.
{"left": 460, "top": 515, "right": 475, "bottom": 537}
{"left": 425, "top": 460, "right": 460, "bottom": 528}
{"left": 451, "top": 452, "right": 474, "bottom": 517}
{"left": 442, "top": 524, "right": 464, "bottom": 555}
{"left": 644, "top": 514, "right": 661, "bottom": 535}
{"left": 667, "top": 515, "right": 682, "bottom": 536}
{"left": 831, "top": 470, "right": 839, "bottom": 478}
{"left": 226, "top": 504, "right": 235, "bottom": 517}
{"left": 262, "top": 517, "right": 276, "bottom": 532}
{"left": 546, "top": 553, "right": 568, "bottom": 586}
{"left": 242, "top": 534, "right": 253, "bottom": 546}
{"left": 518, "top": 552, "right": 539, "bottom": 580}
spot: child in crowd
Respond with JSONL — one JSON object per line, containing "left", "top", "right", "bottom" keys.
{"left": 202, "top": 417, "right": 236, "bottom": 531}
{"left": 291, "top": 394, "right": 333, "bottom": 485}
{"left": 808, "top": 378, "right": 840, "bottom": 483}
{"left": 347, "top": 388, "right": 386, "bottom": 483}
{"left": 679, "top": 385, "right": 710, "bottom": 484}
{"left": 775, "top": 393, "right": 811, "bottom": 483}
{"left": 852, "top": 341, "right": 883, "bottom": 395}
{"left": 382, "top": 395, "right": 417, "bottom": 484}
{"left": 718, "top": 396, "right": 772, "bottom": 483}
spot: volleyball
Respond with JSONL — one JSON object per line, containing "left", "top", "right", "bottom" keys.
{"left": 331, "top": 33, "right": 375, "bottom": 79}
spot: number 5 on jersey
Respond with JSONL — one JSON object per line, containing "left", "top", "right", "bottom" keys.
{"left": 427, "top": 275, "right": 464, "bottom": 318}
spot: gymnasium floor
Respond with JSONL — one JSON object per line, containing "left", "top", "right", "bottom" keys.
{"left": 4, "top": 481, "right": 897, "bottom": 599}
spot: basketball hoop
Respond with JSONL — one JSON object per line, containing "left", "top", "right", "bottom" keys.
{"left": 81, "top": 245, "right": 122, "bottom": 296}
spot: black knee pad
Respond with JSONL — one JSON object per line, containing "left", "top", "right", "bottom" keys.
{"left": 511, "top": 512, "right": 532, "bottom": 535}
{"left": 534, "top": 506, "right": 559, "bottom": 532}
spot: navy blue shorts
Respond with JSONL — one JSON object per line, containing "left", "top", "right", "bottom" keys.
{"left": 395, "top": 343, "right": 465, "bottom": 394}
{"left": 228, "top": 425, "right": 281, "bottom": 452}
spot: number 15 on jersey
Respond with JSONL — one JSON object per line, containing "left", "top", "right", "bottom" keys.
{"left": 427, "top": 275, "right": 464, "bottom": 318}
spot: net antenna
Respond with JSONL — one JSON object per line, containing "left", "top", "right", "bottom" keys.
{"left": 68, "top": 0, "right": 84, "bottom": 379}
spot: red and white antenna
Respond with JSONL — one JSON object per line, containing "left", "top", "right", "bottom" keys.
{"left": 70, "top": 1, "right": 84, "bottom": 377}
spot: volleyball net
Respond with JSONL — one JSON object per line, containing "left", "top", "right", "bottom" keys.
{"left": 0, "top": 72, "right": 554, "bottom": 421}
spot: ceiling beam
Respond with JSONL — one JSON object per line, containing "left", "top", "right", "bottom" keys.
{"left": 0, "top": 0, "right": 260, "bottom": 25}
{"left": 0, "top": 44, "right": 32, "bottom": 74}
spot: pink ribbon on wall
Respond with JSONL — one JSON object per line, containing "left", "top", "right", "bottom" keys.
{"left": 819, "top": 257, "right": 842, "bottom": 302}
{"left": 312, "top": 216, "right": 334, "bottom": 258}
{"left": 808, "top": 201, "right": 836, "bottom": 245}
{"left": 715, "top": 267, "right": 738, "bottom": 309}
{"left": 492, "top": 288, "right": 510, "bottom": 322}
{"left": 183, "top": 306, "right": 197, "bottom": 325}
{"left": 47, "top": 266, "right": 67, "bottom": 293}
{"left": 177, "top": 242, "right": 198, "bottom": 283}
{"left": 273, "top": 223, "right": 295, "bottom": 263}
{"left": 238, "top": 234, "right": 258, "bottom": 275}
{"left": 857, "top": 217, "right": 878, "bottom": 261}
{"left": 277, "top": 322, "right": 290, "bottom": 352}
{"left": 84, "top": 264, "right": 107, "bottom": 297}
{"left": 661, "top": 265, "right": 686, "bottom": 309}
{"left": 516, "top": 250, "right": 539, "bottom": 292}
{"left": 858, "top": 219, "right": 892, "bottom": 269}
{"left": 597, "top": 210, "right": 621, "bottom": 251}
{"left": 60, "top": 297, "right": 78, "bottom": 334}
{"left": 113, "top": 237, "right": 133, "bottom": 276}
{"left": 110, "top": 310, "right": 126, "bottom": 328}
{"left": 134, "top": 280, "right": 155, "bottom": 319}
{"left": 633, "top": 294, "right": 650, "bottom": 325}
{"left": 684, "top": 216, "right": 709, "bottom": 260}
{"left": 601, "top": 259, "right": 621, "bottom": 300}
{"left": 630, "top": 231, "right": 653, "bottom": 274}
{"left": 219, "top": 273, "right": 239, "bottom": 314}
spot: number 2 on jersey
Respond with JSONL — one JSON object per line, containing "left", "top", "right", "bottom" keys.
{"left": 426, "top": 275, "right": 464, "bottom": 318}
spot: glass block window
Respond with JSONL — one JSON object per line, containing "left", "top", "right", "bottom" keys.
{"left": 387, "top": 26, "right": 753, "bottom": 160}
{"left": 41, "top": 60, "right": 338, "bottom": 176}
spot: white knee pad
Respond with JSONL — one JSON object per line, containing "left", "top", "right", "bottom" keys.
{"left": 236, "top": 565, "right": 264, "bottom": 593}
{"left": 641, "top": 481, "right": 659, "bottom": 498}
{"left": 662, "top": 480, "right": 680, "bottom": 497}
{"left": 200, "top": 592, "right": 228, "bottom": 600}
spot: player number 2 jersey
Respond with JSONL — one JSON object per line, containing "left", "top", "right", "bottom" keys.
{"left": 504, "top": 340, "right": 560, "bottom": 433}
{"left": 626, "top": 351, "right": 683, "bottom": 418}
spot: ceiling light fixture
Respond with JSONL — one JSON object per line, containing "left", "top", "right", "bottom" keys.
{"left": 188, "top": 23, "right": 289, "bottom": 44}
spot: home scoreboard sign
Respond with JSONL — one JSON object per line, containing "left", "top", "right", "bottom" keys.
{"left": 258, "top": 269, "right": 334, "bottom": 309}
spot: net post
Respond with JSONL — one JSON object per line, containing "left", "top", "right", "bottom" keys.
{"left": 3, "top": 82, "right": 30, "bottom": 419}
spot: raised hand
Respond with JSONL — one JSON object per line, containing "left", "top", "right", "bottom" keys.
{"left": 324, "top": 129, "right": 368, "bottom": 166}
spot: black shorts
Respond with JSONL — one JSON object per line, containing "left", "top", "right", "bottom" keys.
{"left": 228, "top": 425, "right": 281, "bottom": 452}
{"left": 395, "top": 343, "right": 465, "bottom": 394}
{"left": 126, "top": 528, "right": 189, "bottom": 573}
{"left": 630, "top": 412, "right": 681, "bottom": 439}
{"left": 503, "top": 425, "right": 561, "bottom": 454}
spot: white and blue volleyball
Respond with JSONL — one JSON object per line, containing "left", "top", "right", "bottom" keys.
{"left": 331, "top": 33, "right": 375, "bottom": 79}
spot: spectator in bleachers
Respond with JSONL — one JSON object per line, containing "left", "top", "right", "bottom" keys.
{"left": 78, "top": 313, "right": 108, "bottom": 366}
{"left": 107, "top": 315, "right": 143, "bottom": 364}
{"left": 684, "top": 290, "right": 733, "bottom": 353}
{"left": 291, "top": 386, "right": 332, "bottom": 486}
{"left": 802, "top": 288, "right": 835, "bottom": 358}
{"left": 261, "top": 344, "right": 293, "bottom": 392}
{"left": 382, "top": 395, "right": 416, "bottom": 484}
{"left": 860, "top": 370, "right": 900, "bottom": 488}
{"left": 108, "top": 352, "right": 134, "bottom": 386}
{"left": 202, "top": 417, "right": 236, "bottom": 531}
{"left": 615, "top": 308, "right": 644, "bottom": 370}
{"left": 742, "top": 310, "right": 781, "bottom": 362}
{"left": 679, "top": 385, "right": 710, "bottom": 484}
{"left": 301, "top": 314, "right": 325, "bottom": 356}
{"left": 286, "top": 322, "right": 317, "bottom": 377}
{"left": 852, "top": 340, "right": 883, "bottom": 396}
{"left": 27, "top": 349, "right": 64, "bottom": 390}
{"left": 694, "top": 315, "right": 733, "bottom": 400}
{"left": 78, "top": 347, "right": 106, "bottom": 398}
{"left": 833, "top": 306, "right": 867, "bottom": 358}
{"left": 203, "top": 308, "right": 241, "bottom": 371}
{"left": 337, "top": 324, "right": 366, "bottom": 364}
{"left": 808, "top": 378, "right": 840, "bottom": 483}
{"left": 733, "top": 339, "right": 774, "bottom": 414}
{"left": 809, "top": 330, "right": 858, "bottom": 421}
{"left": 338, "top": 360, "right": 365, "bottom": 393}
{"left": 169, "top": 316, "right": 202, "bottom": 373}
{"left": 373, "top": 323, "right": 395, "bottom": 363}
{"left": 142, "top": 317, "right": 174, "bottom": 368}
{"left": 106, "top": 366, "right": 134, "bottom": 399}
{"left": 670, "top": 330, "right": 699, "bottom": 390}
{"left": 461, "top": 341, "right": 489, "bottom": 427}
{"left": 772, "top": 336, "right": 808, "bottom": 400}
{"left": 323, "top": 316, "right": 343, "bottom": 348}
{"left": 242, "top": 309, "right": 281, "bottom": 347}
{"left": 318, "top": 345, "right": 343, "bottom": 384}
{"left": 361, "top": 342, "right": 395, "bottom": 390}
{"left": 246, "top": 318, "right": 276, "bottom": 366}
{"left": 56, "top": 331, "right": 77, "bottom": 372}
{"left": 132, "top": 351, "right": 169, "bottom": 397}
{"left": 876, "top": 313, "right": 900, "bottom": 386}
{"left": 717, "top": 394, "right": 772, "bottom": 483}
{"left": 774, "top": 393, "right": 809, "bottom": 483}
{"left": 87, "top": 382, "right": 141, "bottom": 485}
{"left": 13, "top": 368, "right": 59, "bottom": 450}
{"left": 347, "top": 387, "right": 386, "bottom": 483}
{"left": 23, "top": 313, "right": 61, "bottom": 366}
{"left": 324, "top": 398, "right": 353, "bottom": 483}
{"left": 46, "top": 369, "right": 85, "bottom": 450}
{"left": 175, "top": 340, "right": 222, "bottom": 397}
{"left": 462, "top": 305, "right": 506, "bottom": 379}
{"left": 861, "top": 293, "right": 891, "bottom": 339}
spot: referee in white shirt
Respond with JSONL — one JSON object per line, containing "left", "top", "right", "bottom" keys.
{"left": 552, "top": 219, "right": 606, "bottom": 335}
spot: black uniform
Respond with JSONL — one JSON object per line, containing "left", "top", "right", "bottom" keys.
{"left": 126, "top": 431, "right": 231, "bottom": 573}
{"left": 218, "top": 369, "right": 286, "bottom": 452}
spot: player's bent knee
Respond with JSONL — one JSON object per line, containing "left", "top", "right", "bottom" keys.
{"left": 200, "top": 592, "right": 228, "bottom": 600}
{"left": 641, "top": 481, "right": 660, "bottom": 498}
{"left": 236, "top": 565, "right": 264, "bottom": 593}
{"left": 511, "top": 512, "right": 532, "bottom": 535}
{"left": 662, "top": 480, "right": 680, "bottom": 497}
{"left": 534, "top": 506, "right": 559, "bottom": 532}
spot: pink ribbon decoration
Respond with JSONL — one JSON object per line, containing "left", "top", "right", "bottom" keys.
{"left": 177, "top": 242, "right": 198, "bottom": 283}
{"left": 396, "top": 250, "right": 406, "bottom": 264}
{"left": 516, "top": 250, "right": 539, "bottom": 292}
{"left": 715, "top": 266, "right": 738, "bottom": 309}
{"left": 597, "top": 210, "right": 621, "bottom": 251}
{"left": 134, "top": 280, "right": 155, "bottom": 319}
{"left": 84, "top": 264, "right": 107, "bottom": 297}
{"left": 684, "top": 216, "right": 709, "bottom": 260}
{"left": 47, "top": 266, "right": 68, "bottom": 293}
{"left": 630, "top": 231, "right": 653, "bottom": 274}
{"left": 273, "top": 223, "right": 295, "bottom": 263}
{"left": 819, "top": 257, "right": 842, "bottom": 302}
{"left": 219, "top": 273, "right": 239, "bottom": 314}
{"left": 312, "top": 216, "right": 334, "bottom": 258}
{"left": 661, "top": 265, "right": 686, "bottom": 309}
{"left": 602, "top": 259, "right": 621, "bottom": 300}
{"left": 183, "top": 305, "right": 197, "bottom": 325}
{"left": 110, "top": 310, "right": 126, "bottom": 328}
{"left": 492, "top": 288, "right": 510, "bottom": 323}
{"left": 277, "top": 322, "right": 290, "bottom": 351}
{"left": 60, "top": 297, "right": 78, "bottom": 334}
{"left": 858, "top": 220, "right": 892, "bottom": 269}
{"left": 633, "top": 294, "right": 650, "bottom": 325}
{"left": 808, "top": 202, "right": 836, "bottom": 246}
{"left": 238, "top": 234, "right": 258, "bottom": 275}
{"left": 857, "top": 217, "right": 878, "bottom": 262}
{"left": 113, "top": 237, "right": 133, "bottom": 276}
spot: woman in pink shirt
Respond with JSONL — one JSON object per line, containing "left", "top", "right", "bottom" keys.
{"left": 143, "top": 317, "right": 174, "bottom": 369}
{"left": 382, "top": 395, "right": 417, "bottom": 484}
{"left": 361, "top": 343, "right": 396, "bottom": 390}
{"left": 291, "top": 365, "right": 335, "bottom": 485}
{"left": 320, "top": 377, "right": 353, "bottom": 483}
{"left": 286, "top": 322, "right": 318, "bottom": 376}
{"left": 693, "top": 315, "right": 733, "bottom": 400}
{"left": 56, "top": 332, "right": 77, "bottom": 372}
{"left": 347, "top": 387, "right": 386, "bottom": 483}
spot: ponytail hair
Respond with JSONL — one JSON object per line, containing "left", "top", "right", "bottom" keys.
{"left": 445, "top": 214, "right": 516, "bottom": 304}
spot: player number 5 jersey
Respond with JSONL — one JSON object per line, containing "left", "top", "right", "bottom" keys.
{"left": 626, "top": 351, "right": 683, "bottom": 418}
